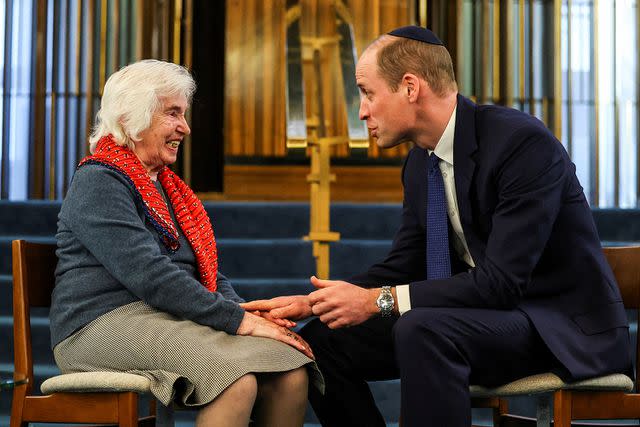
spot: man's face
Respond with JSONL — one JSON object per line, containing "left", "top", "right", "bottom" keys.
{"left": 356, "top": 48, "right": 410, "bottom": 149}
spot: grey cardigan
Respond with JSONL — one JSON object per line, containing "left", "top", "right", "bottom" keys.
{"left": 50, "top": 164, "right": 245, "bottom": 348}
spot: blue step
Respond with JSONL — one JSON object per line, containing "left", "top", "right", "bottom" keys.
{"left": 1, "top": 201, "right": 640, "bottom": 426}
{"left": 0, "top": 201, "right": 402, "bottom": 239}
{"left": 0, "top": 237, "right": 393, "bottom": 281}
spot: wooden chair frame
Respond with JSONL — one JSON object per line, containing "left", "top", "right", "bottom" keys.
{"left": 10, "top": 239, "right": 156, "bottom": 427}
{"left": 471, "top": 246, "right": 640, "bottom": 427}
{"left": 551, "top": 245, "right": 640, "bottom": 426}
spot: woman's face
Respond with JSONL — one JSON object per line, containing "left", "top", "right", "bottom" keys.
{"left": 134, "top": 94, "right": 191, "bottom": 177}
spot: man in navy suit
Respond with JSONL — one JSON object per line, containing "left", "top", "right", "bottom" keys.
{"left": 242, "top": 26, "right": 632, "bottom": 426}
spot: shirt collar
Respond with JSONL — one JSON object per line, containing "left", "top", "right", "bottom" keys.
{"left": 430, "top": 105, "right": 457, "bottom": 165}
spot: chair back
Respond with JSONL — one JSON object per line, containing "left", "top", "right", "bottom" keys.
{"left": 603, "top": 246, "right": 640, "bottom": 386}
{"left": 11, "top": 239, "right": 58, "bottom": 395}
{"left": 604, "top": 246, "right": 640, "bottom": 309}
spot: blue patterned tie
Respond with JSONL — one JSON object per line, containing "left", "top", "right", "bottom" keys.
{"left": 426, "top": 153, "right": 451, "bottom": 279}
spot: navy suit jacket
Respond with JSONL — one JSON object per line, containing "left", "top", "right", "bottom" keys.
{"left": 351, "top": 95, "right": 632, "bottom": 380}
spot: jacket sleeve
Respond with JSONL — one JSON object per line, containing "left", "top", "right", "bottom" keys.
{"left": 59, "top": 166, "right": 245, "bottom": 334}
{"left": 216, "top": 271, "right": 245, "bottom": 303}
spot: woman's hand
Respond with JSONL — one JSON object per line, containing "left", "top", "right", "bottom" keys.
{"left": 240, "top": 295, "right": 313, "bottom": 321}
{"left": 250, "top": 310, "right": 297, "bottom": 328}
{"left": 236, "top": 312, "right": 314, "bottom": 360}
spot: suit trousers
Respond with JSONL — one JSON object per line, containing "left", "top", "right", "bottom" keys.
{"left": 301, "top": 307, "right": 562, "bottom": 427}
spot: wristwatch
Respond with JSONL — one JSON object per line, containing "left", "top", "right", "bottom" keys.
{"left": 376, "top": 286, "right": 394, "bottom": 317}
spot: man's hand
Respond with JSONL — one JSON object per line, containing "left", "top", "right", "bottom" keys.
{"left": 308, "top": 276, "right": 379, "bottom": 329}
{"left": 240, "top": 295, "right": 313, "bottom": 321}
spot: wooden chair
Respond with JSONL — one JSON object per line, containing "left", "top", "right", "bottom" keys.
{"left": 469, "top": 246, "right": 640, "bottom": 427}
{"left": 10, "top": 239, "right": 163, "bottom": 427}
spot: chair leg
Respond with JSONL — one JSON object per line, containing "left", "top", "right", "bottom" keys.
{"left": 535, "top": 394, "right": 552, "bottom": 427}
{"left": 553, "top": 390, "right": 572, "bottom": 427}
{"left": 118, "top": 392, "right": 139, "bottom": 427}
{"left": 10, "top": 386, "right": 29, "bottom": 427}
{"left": 492, "top": 398, "right": 508, "bottom": 426}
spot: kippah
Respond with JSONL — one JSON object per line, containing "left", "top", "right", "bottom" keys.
{"left": 388, "top": 26, "right": 443, "bottom": 45}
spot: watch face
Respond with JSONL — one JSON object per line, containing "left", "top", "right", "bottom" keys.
{"left": 379, "top": 297, "right": 393, "bottom": 310}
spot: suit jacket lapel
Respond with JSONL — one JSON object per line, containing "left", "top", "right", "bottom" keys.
{"left": 453, "top": 95, "right": 478, "bottom": 251}
{"left": 418, "top": 148, "right": 428, "bottom": 229}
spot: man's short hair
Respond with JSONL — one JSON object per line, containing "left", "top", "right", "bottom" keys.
{"left": 375, "top": 36, "right": 458, "bottom": 96}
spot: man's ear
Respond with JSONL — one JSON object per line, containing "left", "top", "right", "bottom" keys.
{"left": 402, "top": 73, "right": 420, "bottom": 102}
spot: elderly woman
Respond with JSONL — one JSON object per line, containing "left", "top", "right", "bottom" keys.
{"left": 50, "top": 59, "right": 320, "bottom": 427}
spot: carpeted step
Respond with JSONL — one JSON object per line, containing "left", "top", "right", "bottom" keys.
{"left": 0, "top": 201, "right": 404, "bottom": 240}
{"left": 0, "top": 237, "right": 318, "bottom": 278}
{"left": 0, "top": 275, "right": 11, "bottom": 313}
{"left": 205, "top": 202, "right": 310, "bottom": 238}
{"left": 232, "top": 278, "right": 315, "bottom": 301}
{"left": 216, "top": 238, "right": 314, "bottom": 278}
{"left": 592, "top": 208, "right": 640, "bottom": 242}
{"left": 0, "top": 236, "right": 393, "bottom": 281}
{"left": 331, "top": 203, "right": 402, "bottom": 239}
{"left": 0, "top": 312, "right": 53, "bottom": 366}
{"left": 0, "top": 201, "right": 61, "bottom": 236}
{"left": 0, "top": 275, "right": 313, "bottom": 316}
{"left": 330, "top": 239, "right": 392, "bottom": 278}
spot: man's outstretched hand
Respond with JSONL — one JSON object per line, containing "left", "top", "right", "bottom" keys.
{"left": 241, "top": 277, "right": 381, "bottom": 329}
{"left": 308, "top": 276, "right": 379, "bottom": 329}
{"left": 241, "top": 295, "right": 313, "bottom": 322}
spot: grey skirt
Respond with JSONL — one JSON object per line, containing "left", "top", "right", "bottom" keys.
{"left": 53, "top": 301, "right": 323, "bottom": 406}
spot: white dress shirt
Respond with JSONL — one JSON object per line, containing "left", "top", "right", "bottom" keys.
{"left": 396, "top": 106, "right": 475, "bottom": 315}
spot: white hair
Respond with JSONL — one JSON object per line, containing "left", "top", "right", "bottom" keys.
{"left": 89, "top": 59, "right": 196, "bottom": 153}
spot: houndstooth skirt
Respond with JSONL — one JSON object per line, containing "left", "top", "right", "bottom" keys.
{"left": 53, "top": 301, "right": 323, "bottom": 406}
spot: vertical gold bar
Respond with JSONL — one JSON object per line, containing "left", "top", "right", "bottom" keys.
{"left": 593, "top": 0, "right": 599, "bottom": 205}
{"left": 163, "top": 1, "right": 171, "bottom": 60}
{"left": 553, "top": 0, "right": 562, "bottom": 138}
{"left": 482, "top": 0, "right": 489, "bottom": 103}
{"left": 33, "top": 0, "right": 48, "bottom": 198}
{"left": 492, "top": 0, "right": 500, "bottom": 103}
{"left": 456, "top": 0, "right": 464, "bottom": 92}
{"left": 430, "top": 1, "right": 439, "bottom": 37}
{"left": 518, "top": 0, "right": 525, "bottom": 107}
{"left": 85, "top": 0, "right": 96, "bottom": 154}
{"left": 528, "top": 0, "right": 535, "bottom": 115}
{"left": 245, "top": 0, "right": 256, "bottom": 155}
{"left": 113, "top": 0, "right": 120, "bottom": 71}
{"left": 372, "top": 0, "right": 380, "bottom": 36}
{"left": 135, "top": 0, "right": 144, "bottom": 60}
{"left": 182, "top": 0, "right": 193, "bottom": 185}
{"left": 63, "top": 0, "right": 72, "bottom": 193}
{"left": 566, "top": 0, "right": 572, "bottom": 155}
{"left": 99, "top": 0, "right": 108, "bottom": 93}
{"left": 172, "top": 0, "right": 182, "bottom": 63}
{"left": 637, "top": 0, "right": 640, "bottom": 204}
{"left": 419, "top": 0, "right": 427, "bottom": 27}
{"left": 499, "top": 0, "right": 513, "bottom": 106}
{"left": 0, "top": 0, "right": 12, "bottom": 197}
{"left": 75, "top": 0, "right": 86, "bottom": 158}
{"left": 183, "top": 0, "right": 193, "bottom": 67}
{"left": 262, "top": 0, "right": 273, "bottom": 156}
{"left": 613, "top": 0, "right": 619, "bottom": 206}
{"left": 49, "top": 0, "right": 60, "bottom": 200}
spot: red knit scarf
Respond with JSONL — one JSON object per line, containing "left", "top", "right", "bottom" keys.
{"left": 78, "top": 135, "right": 218, "bottom": 292}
